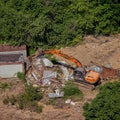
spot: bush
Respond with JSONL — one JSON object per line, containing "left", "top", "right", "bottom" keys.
{"left": 17, "top": 85, "right": 43, "bottom": 112}
{"left": 0, "top": 83, "right": 9, "bottom": 91}
{"left": 9, "top": 95, "right": 17, "bottom": 105}
{"left": 17, "top": 72, "right": 26, "bottom": 82}
{"left": 3, "top": 96, "right": 9, "bottom": 105}
{"left": 3, "top": 85, "right": 43, "bottom": 113}
{"left": 24, "top": 85, "right": 43, "bottom": 101}
{"left": 3, "top": 95, "right": 17, "bottom": 105}
{"left": 62, "top": 81, "right": 83, "bottom": 100}
{"left": 83, "top": 82, "right": 120, "bottom": 120}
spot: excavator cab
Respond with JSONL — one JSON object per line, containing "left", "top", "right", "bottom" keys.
{"left": 73, "top": 68, "right": 100, "bottom": 85}
{"left": 85, "top": 71, "right": 100, "bottom": 85}
{"left": 73, "top": 68, "right": 85, "bottom": 81}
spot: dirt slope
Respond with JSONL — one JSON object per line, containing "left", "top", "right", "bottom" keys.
{"left": 61, "top": 34, "right": 120, "bottom": 69}
{"left": 0, "top": 34, "right": 120, "bottom": 120}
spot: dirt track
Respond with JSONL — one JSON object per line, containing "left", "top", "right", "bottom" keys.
{"left": 0, "top": 34, "right": 120, "bottom": 120}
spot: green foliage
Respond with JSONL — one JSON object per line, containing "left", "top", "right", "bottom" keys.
{"left": 3, "top": 85, "right": 43, "bottom": 113}
{"left": 24, "top": 85, "right": 43, "bottom": 101}
{"left": 18, "top": 85, "right": 42, "bottom": 109}
{"left": 17, "top": 72, "right": 26, "bottom": 82}
{"left": 83, "top": 82, "right": 120, "bottom": 120}
{"left": 9, "top": 95, "right": 17, "bottom": 105}
{"left": 0, "top": 0, "right": 119, "bottom": 49}
{"left": 17, "top": 85, "right": 43, "bottom": 112}
{"left": 3, "top": 95, "right": 17, "bottom": 105}
{"left": 62, "top": 81, "right": 83, "bottom": 100}
{"left": 0, "top": 83, "right": 9, "bottom": 91}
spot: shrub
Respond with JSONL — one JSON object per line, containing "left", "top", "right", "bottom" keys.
{"left": 3, "top": 85, "right": 43, "bottom": 113}
{"left": 17, "top": 72, "right": 26, "bottom": 82}
{"left": 3, "top": 95, "right": 17, "bottom": 105}
{"left": 17, "top": 85, "right": 43, "bottom": 112}
{"left": 24, "top": 85, "right": 43, "bottom": 101}
{"left": 0, "top": 83, "right": 9, "bottom": 91}
{"left": 9, "top": 95, "right": 17, "bottom": 105}
{"left": 17, "top": 94, "right": 27, "bottom": 109}
{"left": 62, "top": 81, "right": 83, "bottom": 100}
{"left": 83, "top": 82, "right": 120, "bottom": 120}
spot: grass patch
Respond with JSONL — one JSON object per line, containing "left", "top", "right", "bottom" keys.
{"left": 0, "top": 83, "right": 10, "bottom": 91}
{"left": 3, "top": 85, "right": 43, "bottom": 113}
{"left": 17, "top": 72, "right": 26, "bottom": 82}
{"left": 62, "top": 81, "right": 83, "bottom": 101}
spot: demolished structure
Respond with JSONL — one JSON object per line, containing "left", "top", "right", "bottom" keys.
{"left": 25, "top": 49, "right": 120, "bottom": 89}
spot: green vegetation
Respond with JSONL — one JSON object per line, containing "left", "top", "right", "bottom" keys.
{"left": 17, "top": 72, "right": 26, "bottom": 82}
{"left": 62, "top": 81, "right": 83, "bottom": 100}
{"left": 83, "top": 82, "right": 120, "bottom": 120}
{"left": 0, "top": 0, "right": 119, "bottom": 51}
{"left": 3, "top": 85, "right": 43, "bottom": 113}
{"left": 17, "top": 85, "right": 43, "bottom": 112}
{"left": 0, "top": 83, "right": 10, "bottom": 91}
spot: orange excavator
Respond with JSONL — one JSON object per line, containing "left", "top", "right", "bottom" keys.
{"left": 38, "top": 49, "right": 101, "bottom": 86}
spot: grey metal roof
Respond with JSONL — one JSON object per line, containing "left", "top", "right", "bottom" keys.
{"left": 0, "top": 54, "right": 22, "bottom": 63}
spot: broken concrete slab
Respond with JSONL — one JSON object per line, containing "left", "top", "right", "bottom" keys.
{"left": 48, "top": 89, "right": 64, "bottom": 98}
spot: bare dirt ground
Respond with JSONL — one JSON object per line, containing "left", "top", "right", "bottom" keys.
{"left": 0, "top": 34, "right": 120, "bottom": 120}
{"left": 61, "top": 34, "right": 120, "bottom": 69}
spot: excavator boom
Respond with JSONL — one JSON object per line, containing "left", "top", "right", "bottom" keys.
{"left": 43, "top": 50, "right": 82, "bottom": 68}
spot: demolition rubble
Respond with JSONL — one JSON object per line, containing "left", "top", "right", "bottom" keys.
{"left": 25, "top": 49, "right": 120, "bottom": 98}
{"left": 25, "top": 52, "right": 73, "bottom": 98}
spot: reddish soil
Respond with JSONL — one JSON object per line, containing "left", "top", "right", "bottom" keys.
{"left": 0, "top": 34, "right": 120, "bottom": 120}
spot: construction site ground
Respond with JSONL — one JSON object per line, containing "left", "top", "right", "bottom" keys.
{"left": 0, "top": 34, "right": 120, "bottom": 120}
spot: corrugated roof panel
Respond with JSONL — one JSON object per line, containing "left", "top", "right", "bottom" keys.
{"left": 0, "top": 54, "right": 22, "bottom": 63}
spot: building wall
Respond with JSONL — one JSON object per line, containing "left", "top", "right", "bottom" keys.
{"left": 0, "top": 64, "right": 23, "bottom": 78}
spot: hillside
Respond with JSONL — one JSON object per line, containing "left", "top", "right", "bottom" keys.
{"left": 61, "top": 34, "right": 120, "bottom": 69}
{"left": 0, "top": 34, "right": 120, "bottom": 120}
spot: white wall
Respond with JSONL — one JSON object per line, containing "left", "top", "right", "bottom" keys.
{"left": 0, "top": 64, "right": 23, "bottom": 78}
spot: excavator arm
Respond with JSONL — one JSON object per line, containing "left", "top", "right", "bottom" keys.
{"left": 43, "top": 50, "right": 82, "bottom": 68}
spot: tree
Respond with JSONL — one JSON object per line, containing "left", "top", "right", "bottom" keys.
{"left": 0, "top": 0, "right": 120, "bottom": 51}
{"left": 83, "top": 82, "right": 120, "bottom": 120}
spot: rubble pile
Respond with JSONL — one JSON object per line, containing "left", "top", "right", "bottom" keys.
{"left": 25, "top": 49, "right": 120, "bottom": 98}
{"left": 25, "top": 53, "right": 73, "bottom": 99}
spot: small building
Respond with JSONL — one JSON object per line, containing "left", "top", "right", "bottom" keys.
{"left": 0, "top": 45, "right": 27, "bottom": 78}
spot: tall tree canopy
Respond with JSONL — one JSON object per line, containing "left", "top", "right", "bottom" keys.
{"left": 0, "top": 0, "right": 120, "bottom": 51}
{"left": 83, "top": 82, "right": 120, "bottom": 120}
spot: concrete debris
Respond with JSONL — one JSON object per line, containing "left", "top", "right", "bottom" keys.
{"left": 70, "top": 101, "right": 76, "bottom": 106}
{"left": 65, "top": 99, "right": 76, "bottom": 106}
{"left": 42, "top": 58, "right": 53, "bottom": 67}
{"left": 59, "top": 61, "right": 70, "bottom": 81}
{"left": 42, "top": 70, "right": 57, "bottom": 86}
{"left": 48, "top": 89, "right": 64, "bottom": 98}
{"left": 65, "top": 99, "right": 71, "bottom": 104}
